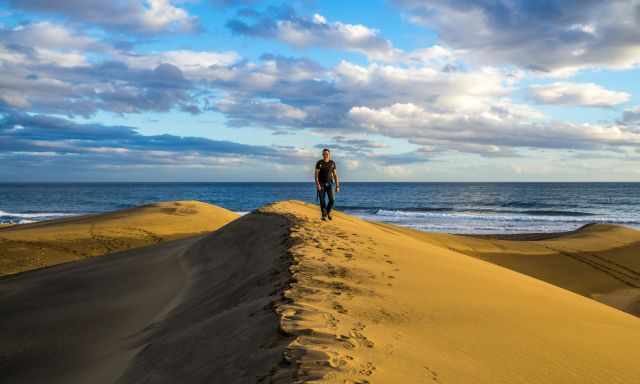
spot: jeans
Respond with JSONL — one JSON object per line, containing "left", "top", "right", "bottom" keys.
{"left": 318, "top": 181, "right": 335, "bottom": 215}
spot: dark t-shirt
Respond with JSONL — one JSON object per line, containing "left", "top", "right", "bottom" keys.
{"left": 315, "top": 159, "right": 336, "bottom": 184}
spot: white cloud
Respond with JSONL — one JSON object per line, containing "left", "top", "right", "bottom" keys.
{"left": 349, "top": 102, "right": 640, "bottom": 154}
{"left": 7, "top": 0, "right": 198, "bottom": 34}
{"left": 0, "top": 22, "right": 99, "bottom": 67}
{"left": 529, "top": 82, "right": 631, "bottom": 107}
{"left": 228, "top": 8, "right": 463, "bottom": 65}
{"left": 227, "top": 7, "right": 402, "bottom": 62}
{"left": 8, "top": 22, "right": 100, "bottom": 50}
{"left": 138, "top": 0, "right": 196, "bottom": 32}
{"left": 621, "top": 106, "right": 640, "bottom": 125}
{"left": 395, "top": 0, "right": 640, "bottom": 75}
{"left": 119, "top": 50, "right": 241, "bottom": 75}
{"left": 215, "top": 97, "right": 308, "bottom": 127}
{"left": 333, "top": 61, "right": 515, "bottom": 115}
{"left": 277, "top": 13, "right": 401, "bottom": 61}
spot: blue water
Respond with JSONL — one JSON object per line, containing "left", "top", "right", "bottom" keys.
{"left": 1, "top": 182, "right": 639, "bottom": 234}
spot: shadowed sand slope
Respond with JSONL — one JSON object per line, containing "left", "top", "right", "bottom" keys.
{"left": 0, "top": 200, "right": 239, "bottom": 276}
{"left": 118, "top": 209, "right": 294, "bottom": 384}
{"left": 0, "top": 236, "right": 202, "bottom": 384}
{"left": 262, "top": 201, "right": 640, "bottom": 383}
{"left": 388, "top": 223, "right": 640, "bottom": 317}
{"left": 0, "top": 208, "right": 291, "bottom": 384}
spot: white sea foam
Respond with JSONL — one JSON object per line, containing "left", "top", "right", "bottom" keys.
{"left": 0, "top": 210, "right": 79, "bottom": 219}
{"left": 372, "top": 209, "right": 639, "bottom": 225}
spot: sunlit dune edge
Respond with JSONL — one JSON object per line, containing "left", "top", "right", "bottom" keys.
{"left": 0, "top": 200, "right": 239, "bottom": 276}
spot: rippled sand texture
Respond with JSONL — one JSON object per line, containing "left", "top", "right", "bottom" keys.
{"left": 262, "top": 200, "right": 640, "bottom": 384}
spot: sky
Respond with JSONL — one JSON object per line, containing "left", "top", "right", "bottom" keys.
{"left": 1, "top": 0, "right": 639, "bottom": 182}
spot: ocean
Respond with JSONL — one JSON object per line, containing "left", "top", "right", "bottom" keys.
{"left": 1, "top": 182, "right": 638, "bottom": 234}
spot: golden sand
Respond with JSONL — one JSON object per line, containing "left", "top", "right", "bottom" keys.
{"left": 0, "top": 200, "right": 238, "bottom": 276}
{"left": 398, "top": 223, "right": 640, "bottom": 317}
{"left": 259, "top": 200, "right": 640, "bottom": 383}
{"left": 2, "top": 200, "right": 639, "bottom": 383}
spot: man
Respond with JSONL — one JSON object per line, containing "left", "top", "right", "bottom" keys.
{"left": 315, "top": 148, "right": 340, "bottom": 221}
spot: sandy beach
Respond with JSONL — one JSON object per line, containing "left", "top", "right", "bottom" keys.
{"left": 1, "top": 200, "right": 639, "bottom": 383}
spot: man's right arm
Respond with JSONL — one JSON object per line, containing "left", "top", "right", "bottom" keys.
{"left": 314, "top": 167, "right": 321, "bottom": 190}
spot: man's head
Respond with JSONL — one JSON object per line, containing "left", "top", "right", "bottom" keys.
{"left": 322, "top": 148, "right": 330, "bottom": 160}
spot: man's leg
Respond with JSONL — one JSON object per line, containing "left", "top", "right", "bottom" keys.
{"left": 318, "top": 186, "right": 327, "bottom": 218}
{"left": 326, "top": 183, "right": 335, "bottom": 217}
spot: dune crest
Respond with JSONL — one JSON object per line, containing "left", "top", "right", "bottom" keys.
{"left": 261, "top": 200, "right": 640, "bottom": 383}
{"left": 0, "top": 200, "right": 239, "bottom": 275}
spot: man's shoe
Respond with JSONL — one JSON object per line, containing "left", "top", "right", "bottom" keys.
{"left": 327, "top": 212, "right": 333, "bottom": 220}
{"left": 321, "top": 215, "right": 327, "bottom": 221}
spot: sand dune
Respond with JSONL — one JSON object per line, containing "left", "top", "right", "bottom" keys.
{"left": 391, "top": 223, "right": 640, "bottom": 317}
{"left": 260, "top": 201, "right": 640, "bottom": 383}
{"left": 1, "top": 200, "right": 639, "bottom": 383}
{"left": 0, "top": 200, "right": 239, "bottom": 276}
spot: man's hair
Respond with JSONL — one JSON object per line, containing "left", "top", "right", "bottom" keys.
{"left": 322, "top": 148, "right": 330, "bottom": 153}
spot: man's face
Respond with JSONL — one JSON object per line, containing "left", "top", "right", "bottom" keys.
{"left": 322, "top": 150, "right": 330, "bottom": 160}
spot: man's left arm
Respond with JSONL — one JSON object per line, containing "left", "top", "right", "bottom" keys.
{"left": 333, "top": 166, "right": 340, "bottom": 192}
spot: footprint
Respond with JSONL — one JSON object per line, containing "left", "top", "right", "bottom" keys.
{"left": 358, "top": 362, "right": 376, "bottom": 376}
{"left": 336, "top": 334, "right": 357, "bottom": 350}
{"left": 333, "top": 302, "right": 348, "bottom": 314}
{"left": 349, "top": 329, "right": 374, "bottom": 348}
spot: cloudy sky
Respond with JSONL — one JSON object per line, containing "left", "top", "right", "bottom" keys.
{"left": 1, "top": 0, "right": 639, "bottom": 181}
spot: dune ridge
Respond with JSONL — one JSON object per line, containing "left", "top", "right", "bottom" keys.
{"left": 261, "top": 201, "right": 640, "bottom": 383}
{"left": 0, "top": 200, "right": 239, "bottom": 276}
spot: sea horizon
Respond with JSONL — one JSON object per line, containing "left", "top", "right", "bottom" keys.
{"left": 2, "top": 182, "right": 639, "bottom": 234}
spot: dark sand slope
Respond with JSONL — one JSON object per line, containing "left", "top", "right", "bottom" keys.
{"left": 0, "top": 200, "right": 239, "bottom": 276}
{"left": 118, "top": 210, "right": 294, "bottom": 384}
{"left": 0, "top": 236, "right": 201, "bottom": 384}
{"left": 0, "top": 209, "right": 293, "bottom": 384}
